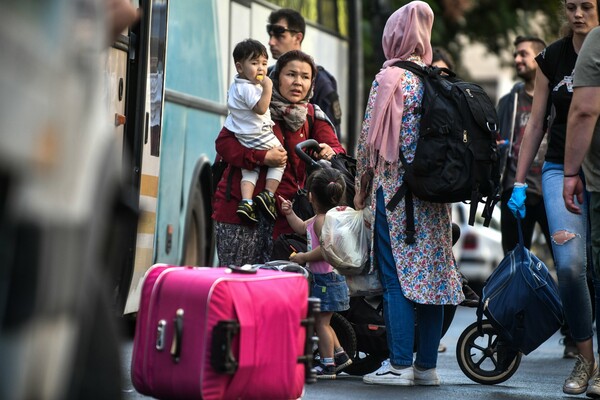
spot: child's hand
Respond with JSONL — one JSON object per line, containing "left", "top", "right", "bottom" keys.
{"left": 258, "top": 75, "right": 272, "bottom": 90}
{"left": 290, "top": 252, "right": 306, "bottom": 265}
{"left": 279, "top": 195, "right": 293, "bottom": 216}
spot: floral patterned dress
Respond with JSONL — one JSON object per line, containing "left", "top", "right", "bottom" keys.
{"left": 355, "top": 55, "right": 464, "bottom": 305}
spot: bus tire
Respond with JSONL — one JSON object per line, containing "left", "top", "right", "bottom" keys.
{"left": 182, "top": 164, "right": 214, "bottom": 267}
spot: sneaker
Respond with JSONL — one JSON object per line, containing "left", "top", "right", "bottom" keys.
{"left": 334, "top": 351, "right": 353, "bottom": 372}
{"left": 414, "top": 366, "right": 440, "bottom": 386}
{"left": 563, "top": 354, "right": 597, "bottom": 395}
{"left": 561, "top": 335, "right": 579, "bottom": 359}
{"left": 315, "top": 363, "right": 336, "bottom": 380}
{"left": 363, "top": 359, "right": 414, "bottom": 386}
{"left": 254, "top": 190, "right": 277, "bottom": 220}
{"left": 236, "top": 200, "right": 257, "bottom": 224}
{"left": 587, "top": 373, "right": 600, "bottom": 398}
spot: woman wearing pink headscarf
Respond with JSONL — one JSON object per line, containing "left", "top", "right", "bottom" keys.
{"left": 354, "top": 1, "right": 464, "bottom": 386}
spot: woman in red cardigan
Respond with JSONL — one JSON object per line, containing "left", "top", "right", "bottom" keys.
{"left": 212, "top": 50, "right": 345, "bottom": 266}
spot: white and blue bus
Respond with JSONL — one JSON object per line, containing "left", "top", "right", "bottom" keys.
{"left": 108, "top": 0, "right": 363, "bottom": 314}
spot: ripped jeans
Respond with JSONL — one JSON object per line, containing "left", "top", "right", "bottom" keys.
{"left": 542, "top": 162, "right": 593, "bottom": 342}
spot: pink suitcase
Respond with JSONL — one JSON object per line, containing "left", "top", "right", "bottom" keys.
{"left": 131, "top": 264, "right": 317, "bottom": 400}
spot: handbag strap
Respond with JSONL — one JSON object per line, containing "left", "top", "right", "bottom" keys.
{"left": 282, "top": 106, "right": 315, "bottom": 190}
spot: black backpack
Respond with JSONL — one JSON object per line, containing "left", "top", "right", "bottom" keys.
{"left": 387, "top": 61, "right": 501, "bottom": 244}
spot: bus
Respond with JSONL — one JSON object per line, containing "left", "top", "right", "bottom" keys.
{"left": 108, "top": 0, "right": 363, "bottom": 315}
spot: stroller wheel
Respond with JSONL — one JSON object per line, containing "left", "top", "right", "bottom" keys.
{"left": 456, "top": 320, "right": 521, "bottom": 385}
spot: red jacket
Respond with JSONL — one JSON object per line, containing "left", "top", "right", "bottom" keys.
{"left": 212, "top": 104, "right": 346, "bottom": 238}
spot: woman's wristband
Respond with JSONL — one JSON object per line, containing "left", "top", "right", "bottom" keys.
{"left": 564, "top": 172, "right": 579, "bottom": 178}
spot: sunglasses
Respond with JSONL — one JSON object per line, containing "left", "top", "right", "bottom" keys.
{"left": 266, "top": 24, "right": 299, "bottom": 38}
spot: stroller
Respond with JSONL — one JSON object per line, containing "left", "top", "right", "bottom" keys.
{"left": 272, "top": 140, "right": 522, "bottom": 385}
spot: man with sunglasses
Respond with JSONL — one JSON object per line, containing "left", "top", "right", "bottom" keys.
{"left": 267, "top": 8, "right": 342, "bottom": 139}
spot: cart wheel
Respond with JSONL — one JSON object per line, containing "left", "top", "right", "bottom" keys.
{"left": 313, "top": 313, "right": 357, "bottom": 370}
{"left": 456, "top": 320, "right": 521, "bottom": 385}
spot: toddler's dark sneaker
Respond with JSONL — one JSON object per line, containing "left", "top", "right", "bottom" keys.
{"left": 236, "top": 200, "right": 257, "bottom": 224}
{"left": 254, "top": 190, "right": 277, "bottom": 220}
{"left": 315, "top": 363, "right": 336, "bottom": 380}
{"left": 334, "top": 351, "right": 353, "bottom": 372}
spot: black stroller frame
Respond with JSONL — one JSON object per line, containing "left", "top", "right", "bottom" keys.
{"left": 275, "top": 140, "right": 523, "bottom": 385}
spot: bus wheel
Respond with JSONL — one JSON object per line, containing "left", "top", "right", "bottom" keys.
{"left": 182, "top": 180, "right": 208, "bottom": 266}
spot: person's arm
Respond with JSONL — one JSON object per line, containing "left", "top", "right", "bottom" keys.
{"left": 215, "top": 126, "right": 286, "bottom": 169}
{"left": 279, "top": 195, "right": 307, "bottom": 235}
{"left": 311, "top": 115, "right": 346, "bottom": 159}
{"left": 253, "top": 76, "right": 273, "bottom": 115}
{"left": 105, "top": 0, "right": 139, "bottom": 43}
{"left": 514, "top": 71, "right": 551, "bottom": 184}
{"left": 563, "top": 85, "right": 600, "bottom": 213}
{"left": 353, "top": 82, "right": 377, "bottom": 210}
{"left": 290, "top": 215, "right": 326, "bottom": 264}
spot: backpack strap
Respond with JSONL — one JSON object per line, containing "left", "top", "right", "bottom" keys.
{"left": 382, "top": 61, "right": 427, "bottom": 244}
{"left": 386, "top": 150, "right": 416, "bottom": 244}
{"left": 392, "top": 60, "right": 426, "bottom": 77}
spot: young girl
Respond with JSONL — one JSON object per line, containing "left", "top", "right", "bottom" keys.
{"left": 279, "top": 167, "right": 352, "bottom": 379}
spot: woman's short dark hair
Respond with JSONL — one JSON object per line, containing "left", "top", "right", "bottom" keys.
{"left": 232, "top": 39, "right": 268, "bottom": 63}
{"left": 273, "top": 50, "right": 317, "bottom": 83}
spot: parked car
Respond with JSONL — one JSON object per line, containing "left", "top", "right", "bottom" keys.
{"left": 452, "top": 202, "right": 504, "bottom": 293}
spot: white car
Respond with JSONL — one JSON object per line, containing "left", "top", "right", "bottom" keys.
{"left": 452, "top": 202, "right": 504, "bottom": 289}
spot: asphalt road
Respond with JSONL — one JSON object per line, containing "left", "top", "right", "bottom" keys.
{"left": 121, "top": 307, "right": 589, "bottom": 400}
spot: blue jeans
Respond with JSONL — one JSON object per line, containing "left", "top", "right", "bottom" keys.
{"left": 375, "top": 188, "right": 443, "bottom": 369}
{"left": 542, "top": 162, "right": 593, "bottom": 342}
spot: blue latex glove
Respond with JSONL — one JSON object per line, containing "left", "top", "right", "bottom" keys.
{"left": 507, "top": 183, "right": 528, "bottom": 219}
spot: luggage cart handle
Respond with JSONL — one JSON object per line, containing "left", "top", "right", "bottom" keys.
{"left": 295, "top": 139, "right": 321, "bottom": 169}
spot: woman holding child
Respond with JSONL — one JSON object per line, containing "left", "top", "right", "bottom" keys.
{"left": 212, "top": 49, "right": 344, "bottom": 266}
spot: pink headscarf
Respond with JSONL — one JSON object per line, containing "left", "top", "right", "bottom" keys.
{"left": 366, "top": 1, "right": 434, "bottom": 165}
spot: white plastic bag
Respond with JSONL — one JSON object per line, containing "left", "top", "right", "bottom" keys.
{"left": 320, "top": 206, "right": 371, "bottom": 275}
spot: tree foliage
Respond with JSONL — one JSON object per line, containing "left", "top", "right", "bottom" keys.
{"left": 362, "top": 0, "right": 564, "bottom": 86}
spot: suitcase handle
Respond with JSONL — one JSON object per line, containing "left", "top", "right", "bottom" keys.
{"left": 227, "top": 264, "right": 259, "bottom": 274}
{"left": 170, "top": 308, "right": 184, "bottom": 363}
{"left": 210, "top": 320, "right": 240, "bottom": 374}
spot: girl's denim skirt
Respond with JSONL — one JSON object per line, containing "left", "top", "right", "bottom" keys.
{"left": 311, "top": 272, "right": 350, "bottom": 312}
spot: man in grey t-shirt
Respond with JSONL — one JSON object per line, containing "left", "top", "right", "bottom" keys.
{"left": 563, "top": 25, "right": 600, "bottom": 398}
